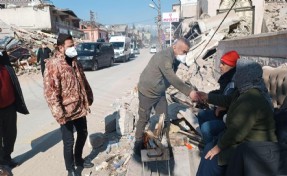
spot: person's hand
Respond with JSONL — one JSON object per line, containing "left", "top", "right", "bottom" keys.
{"left": 189, "top": 90, "right": 199, "bottom": 102}
{"left": 205, "top": 145, "right": 221, "bottom": 160}
{"left": 215, "top": 106, "right": 226, "bottom": 117}
{"left": 196, "top": 91, "right": 208, "bottom": 103}
{"left": 44, "top": 59, "right": 48, "bottom": 63}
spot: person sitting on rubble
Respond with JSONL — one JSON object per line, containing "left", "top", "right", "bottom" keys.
{"left": 134, "top": 38, "right": 199, "bottom": 157}
{"left": 197, "top": 50, "right": 240, "bottom": 144}
{"left": 196, "top": 59, "right": 279, "bottom": 176}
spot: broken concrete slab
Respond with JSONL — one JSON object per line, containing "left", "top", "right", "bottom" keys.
{"left": 197, "top": 10, "right": 240, "bottom": 34}
{"left": 168, "top": 103, "right": 189, "bottom": 121}
{"left": 178, "top": 108, "right": 202, "bottom": 136}
{"left": 116, "top": 108, "right": 135, "bottom": 136}
{"left": 186, "top": 29, "right": 227, "bottom": 66}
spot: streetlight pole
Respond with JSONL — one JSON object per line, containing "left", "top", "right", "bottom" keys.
{"left": 150, "top": 0, "right": 162, "bottom": 50}
{"left": 157, "top": 0, "right": 162, "bottom": 50}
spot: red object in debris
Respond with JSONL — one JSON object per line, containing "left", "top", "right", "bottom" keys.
{"left": 185, "top": 143, "right": 193, "bottom": 150}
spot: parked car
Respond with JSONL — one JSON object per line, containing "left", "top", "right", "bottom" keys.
{"left": 150, "top": 46, "right": 157, "bottom": 54}
{"left": 134, "top": 47, "right": 140, "bottom": 55}
{"left": 76, "top": 42, "right": 114, "bottom": 71}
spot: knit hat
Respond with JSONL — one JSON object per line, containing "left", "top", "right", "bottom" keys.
{"left": 221, "top": 50, "right": 240, "bottom": 67}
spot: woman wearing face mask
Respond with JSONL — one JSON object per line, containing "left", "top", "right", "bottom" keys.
{"left": 43, "top": 34, "right": 94, "bottom": 176}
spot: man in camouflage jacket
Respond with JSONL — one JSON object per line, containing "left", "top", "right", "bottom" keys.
{"left": 43, "top": 34, "right": 93, "bottom": 176}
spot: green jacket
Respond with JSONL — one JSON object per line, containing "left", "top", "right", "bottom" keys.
{"left": 138, "top": 47, "right": 192, "bottom": 98}
{"left": 209, "top": 88, "right": 277, "bottom": 165}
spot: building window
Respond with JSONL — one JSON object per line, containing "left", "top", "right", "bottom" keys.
{"left": 84, "top": 33, "right": 90, "bottom": 40}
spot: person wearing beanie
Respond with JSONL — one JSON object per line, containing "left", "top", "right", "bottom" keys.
{"left": 197, "top": 50, "right": 240, "bottom": 144}
{"left": 43, "top": 33, "right": 94, "bottom": 176}
{"left": 197, "top": 59, "right": 278, "bottom": 176}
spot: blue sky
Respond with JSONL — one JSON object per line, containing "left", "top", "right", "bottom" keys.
{"left": 52, "top": 0, "right": 179, "bottom": 26}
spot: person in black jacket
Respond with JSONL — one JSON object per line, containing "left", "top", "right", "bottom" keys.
{"left": 0, "top": 49, "right": 29, "bottom": 168}
{"left": 197, "top": 50, "right": 240, "bottom": 144}
{"left": 37, "top": 42, "right": 51, "bottom": 76}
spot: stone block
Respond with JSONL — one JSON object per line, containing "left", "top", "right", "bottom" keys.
{"left": 116, "top": 108, "right": 135, "bottom": 136}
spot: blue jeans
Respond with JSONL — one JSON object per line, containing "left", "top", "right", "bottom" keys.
{"left": 197, "top": 109, "right": 225, "bottom": 143}
{"left": 196, "top": 141, "right": 227, "bottom": 176}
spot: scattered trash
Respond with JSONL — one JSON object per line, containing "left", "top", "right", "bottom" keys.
{"left": 95, "top": 161, "right": 108, "bottom": 171}
{"left": 105, "top": 140, "right": 120, "bottom": 154}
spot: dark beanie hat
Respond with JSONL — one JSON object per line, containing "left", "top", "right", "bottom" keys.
{"left": 57, "top": 33, "right": 73, "bottom": 46}
{"left": 221, "top": 50, "right": 240, "bottom": 67}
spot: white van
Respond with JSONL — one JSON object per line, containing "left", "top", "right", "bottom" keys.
{"left": 109, "top": 36, "right": 131, "bottom": 62}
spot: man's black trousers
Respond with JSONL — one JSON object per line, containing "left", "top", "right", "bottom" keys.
{"left": 60, "top": 117, "right": 88, "bottom": 171}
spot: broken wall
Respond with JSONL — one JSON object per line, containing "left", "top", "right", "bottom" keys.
{"left": 215, "top": 30, "right": 287, "bottom": 78}
{"left": 0, "top": 6, "right": 52, "bottom": 31}
{"left": 198, "top": 0, "right": 265, "bottom": 34}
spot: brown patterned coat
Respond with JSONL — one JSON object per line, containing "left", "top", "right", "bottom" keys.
{"left": 43, "top": 52, "right": 93, "bottom": 124}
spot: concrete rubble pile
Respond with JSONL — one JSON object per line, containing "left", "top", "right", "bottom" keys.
{"left": 0, "top": 19, "right": 57, "bottom": 50}
{"left": 86, "top": 133, "right": 135, "bottom": 176}
{"left": 264, "top": 2, "right": 287, "bottom": 32}
{"left": 0, "top": 21, "right": 84, "bottom": 75}
{"left": 12, "top": 26, "right": 57, "bottom": 49}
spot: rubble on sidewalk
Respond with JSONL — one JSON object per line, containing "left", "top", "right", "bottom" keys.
{"left": 84, "top": 132, "right": 135, "bottom": 176}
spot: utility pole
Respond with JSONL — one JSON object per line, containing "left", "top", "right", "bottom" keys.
{"left": 90, "top": 10, "right": 96, "bottom": 42}
{"left": 150, "top": 0, "right": 162, "bottom": 49}
{"left": 157, "top": 0, "right": 162, "bottom": 50}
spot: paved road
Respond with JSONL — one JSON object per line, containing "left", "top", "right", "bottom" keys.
{"left": 12, "top": 48, "right": 152, "bottom": 175}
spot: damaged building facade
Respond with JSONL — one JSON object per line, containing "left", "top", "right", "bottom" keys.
{"left": 198, "top": 0, "right": 264, "bottom": 34}
{"left": 0, "top": 2, "right": 83, "bottom": 38}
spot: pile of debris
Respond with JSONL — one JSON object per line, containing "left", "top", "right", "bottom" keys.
{"left": 85, "top": 132, "right": 134, "bottom": 176}
{"left": 0, "top": 20, "right": 83, "bottom": 75}
{"left": 264, "top": 2, "right": 287, "bottom": 32}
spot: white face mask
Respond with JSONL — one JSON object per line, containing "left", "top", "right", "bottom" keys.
{"left": 65, "top": 47, "right": 78, "bottom": 58}
{"left": 176, "top": 54, "right": 187, "bottom": 63}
